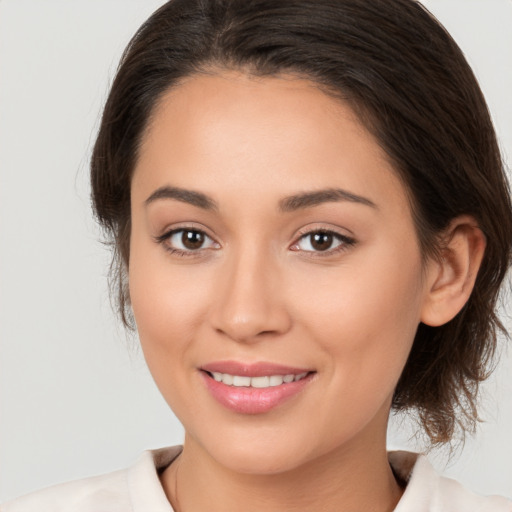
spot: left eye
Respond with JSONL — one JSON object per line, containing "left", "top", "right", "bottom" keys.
{"left": 166, "top": 229, "right": 217, "bottom": 251}
{"left": 294, "top": 231, "right": 350, "bottom": 252}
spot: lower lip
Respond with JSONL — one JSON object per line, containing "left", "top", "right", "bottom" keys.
{"left": 200, "top": 371, "right": 314, "bottom": 414}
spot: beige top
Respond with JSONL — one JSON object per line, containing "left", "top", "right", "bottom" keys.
{"left": 2, "top": 446, "right": 511, "bottom": 511}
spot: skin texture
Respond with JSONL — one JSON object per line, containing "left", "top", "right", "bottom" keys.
{"left": 129, "top": 71, "right": 485, "bottom": 512}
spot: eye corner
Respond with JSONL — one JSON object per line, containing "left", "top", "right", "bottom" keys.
{"left": 290, "top": 227, "right": 357, "bottom": 256}
{"left": 154, "top": 226, "right": 220, "bottom": 257}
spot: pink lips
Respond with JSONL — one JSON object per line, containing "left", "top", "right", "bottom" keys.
{"left": 200, "top": 361, "right": 314, "bottom": 414}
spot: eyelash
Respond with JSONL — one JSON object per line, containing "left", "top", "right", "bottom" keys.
{"left": 154, "top": 227, "right": 356, "bottom": 258}
{"left": 291, "top": 229, "right": 356, "bottom": 257}
{"left": 154, "top": 226, "right": 219, "bottom": 258}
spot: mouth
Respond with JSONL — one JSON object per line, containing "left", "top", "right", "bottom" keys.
{"left": 199, "top": 361, "right": 316, "bottom": 414}
{"left": 203, "top": 370, "right": 310, "bottom": 388}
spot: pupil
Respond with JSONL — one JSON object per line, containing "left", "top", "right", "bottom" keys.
{"left": 182, "top": 230, "right": 204, "bottom": 250}
{"left": 311, "top": 232, "right": 332, "bottom": 251}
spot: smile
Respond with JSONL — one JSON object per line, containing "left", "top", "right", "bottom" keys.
{"left": 200, "top": 362, "right": 315, "bottom": 414}
{"left": 209, "top": 372, "right": 309, "bottom": 388}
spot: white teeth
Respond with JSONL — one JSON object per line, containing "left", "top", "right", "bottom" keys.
{"left": 223, "top": 373, "right": 234, "bottom": 385}
{"left": 233, "top": 376, "right": 251, "bottom": 387}
{"left": 251, "top": 376, "right": 270, "bottom": 388}
{"left": 210, "top": 372, "right": 309, "bottom": 388}
{"left": 269, "top": 375, "right": 284, "bottom": 386}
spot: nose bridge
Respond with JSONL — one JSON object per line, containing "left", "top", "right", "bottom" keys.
{"left": 211, "top": 240, "right": 290, "bottom": 342}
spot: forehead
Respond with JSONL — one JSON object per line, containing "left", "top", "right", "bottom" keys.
{"left": 141, "top": 71, "right": 357, "bottom": 162}
{"left": 133, "top": 70, "right": 409, "bottom": 213}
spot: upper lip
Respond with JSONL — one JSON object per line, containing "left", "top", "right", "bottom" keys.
{"left": 200, "top": 361, "right": 313, "bottom": 377}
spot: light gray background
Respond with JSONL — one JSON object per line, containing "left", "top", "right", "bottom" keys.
{"left": 0, "top": 0, "right": 511, "bottom": 503}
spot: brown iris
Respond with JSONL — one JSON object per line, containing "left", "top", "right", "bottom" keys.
{"left": 182, "top": 230, "right": 205, "bottom": 250}
{"left": 310, "top": 232, "right": 334, "bottom": 251}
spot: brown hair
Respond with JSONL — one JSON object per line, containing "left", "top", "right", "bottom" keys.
{"left": 91, "top": 0, "right": 512, "bottom": 445}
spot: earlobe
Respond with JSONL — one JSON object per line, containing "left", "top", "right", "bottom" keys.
{"left": 420, "top": 216, "right": 486, "bottom": 327}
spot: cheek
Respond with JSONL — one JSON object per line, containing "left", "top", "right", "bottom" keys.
{"left": 290, "top": 244, "right": 424, "bottom": 390}
{"left": 128, "top": 238, "right": 220, "bottom": 419}
{"left": 128, "top": 231, "right": 212, "bottom": 362}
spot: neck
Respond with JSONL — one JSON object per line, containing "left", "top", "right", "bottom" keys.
{"left": 161, "top": 429, "right": 403, "bottom": 512}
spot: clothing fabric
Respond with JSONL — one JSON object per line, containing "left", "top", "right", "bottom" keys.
{"left": 2, "top": 446, "right": 511, "bottom": 511}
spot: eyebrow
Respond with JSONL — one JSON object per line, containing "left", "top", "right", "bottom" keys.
{"left": 144, "top": 185, "right": 377, "bottom": 212}
{"left": 145, "top": 186, "right": 218, "bottom": 211}
{"left": 279, "top": 188, "right": 377, "bottom": 212}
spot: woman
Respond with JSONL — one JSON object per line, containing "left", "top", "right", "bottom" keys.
{"left": 2, "top": 0, "right": 511, "bottom": 510}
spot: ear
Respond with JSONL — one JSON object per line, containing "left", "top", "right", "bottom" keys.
{"left": 421, "top": 216, "right": 486, "bottom": 327}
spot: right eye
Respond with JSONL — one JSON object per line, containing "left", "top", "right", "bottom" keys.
{"left": 156, "top": 228, "right": 219, "bottom": 256}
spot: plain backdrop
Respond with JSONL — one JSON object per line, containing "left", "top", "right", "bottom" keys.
{"left": 0, "top": 0, "right": 511, "bottom": 503}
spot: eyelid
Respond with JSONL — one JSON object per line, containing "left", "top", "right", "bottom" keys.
{"left": 290, "top": 225, "right": 356, "bottom": 255}
{"left": 154, "top": 223, "right": 221, "bottom": 256}
{"left": 154, "top": 221, "right": 218, "bottom": 242}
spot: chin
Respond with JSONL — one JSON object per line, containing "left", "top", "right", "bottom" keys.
{"left": 189, "top": 424, "right": 333, "bottom": 476}
{"left": 214, "top": 443, "right": 308, "bottom": 475}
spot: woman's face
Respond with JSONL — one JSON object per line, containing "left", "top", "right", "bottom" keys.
{"left": 129, "top": 71, "right": 431, "bottom": 474}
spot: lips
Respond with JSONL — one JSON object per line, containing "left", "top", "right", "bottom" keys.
{"left": 200, "top": 361, "right": 315, "bottom": 414}
{"left": 202, "top": 361, "right": 311, "bottom": 376}
{"left": 209, "top": 372, "right": 308, "bottom": 388}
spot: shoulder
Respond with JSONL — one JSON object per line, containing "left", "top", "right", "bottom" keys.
{"left": 1, "top": 446, "right": 181, "bottom": 512}
{"left": 1, "top": 467, "right": 130, "bottom": 512}
{"left": 436, "top": 474, "right": 512, "bottom": 511}
{"left": 390, "top": 451, "right": 512, "bottom": 512}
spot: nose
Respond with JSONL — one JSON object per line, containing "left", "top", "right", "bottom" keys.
{"left": 209, "top": 247, "right": 292, "bottom": 343}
